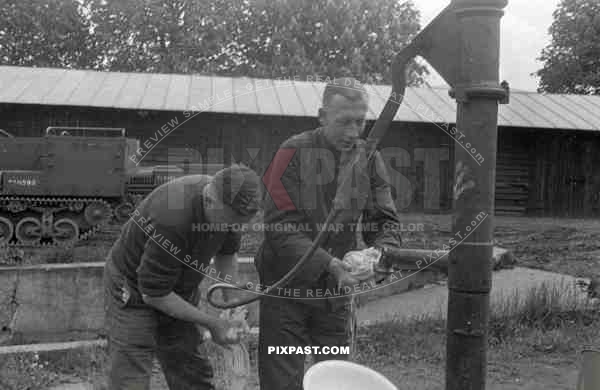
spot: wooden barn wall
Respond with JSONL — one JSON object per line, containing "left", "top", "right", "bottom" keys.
{"left": 0, "top": 104, "right": 452, "bottom": 213}
{"left": 375, "top": 121, "right": 453, "bottom": 213}
{"left": 0, "top": 104, "right": 131, "bottom": 136}
{"left": 494, "top": 127, "right": 535, "bottom": 216}
{"left": 584, "top": 135, "right": 600, "bottom": 216}
{"left": 527, "top": 129, "right": 600, "bottom": 217}
{"left": 0, "top": 104, "right": 313, "bottom": 175}
{"left": 2, "top": 104, "right": 599, "bottom": 217}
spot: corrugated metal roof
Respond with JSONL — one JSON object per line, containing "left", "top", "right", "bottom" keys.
{"left": 1, "top": 65, "right": 600, "bottom": 131}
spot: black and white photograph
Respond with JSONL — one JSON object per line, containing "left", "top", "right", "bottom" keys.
{"left": 0, "top": 0, "right": 599, "bottom": 389}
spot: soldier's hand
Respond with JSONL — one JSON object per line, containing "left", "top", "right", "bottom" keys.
{"left": 337, "top": 272, "right": 361, "bottom": 292}
{"left": 373, "top": 267, "right": 391, "bottom": 284}
{"left": 328, "top": 258, "right": 360, "bottom": 292}
{"left": 206, "top": 318, "right": 247, "bottom": 347}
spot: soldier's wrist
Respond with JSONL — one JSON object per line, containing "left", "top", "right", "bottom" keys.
{"left": 327, "top": 257, "right": 343, "bottom": 278}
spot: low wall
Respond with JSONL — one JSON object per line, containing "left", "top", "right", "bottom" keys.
{"left": 0, "top": 259, "right": 442, "bottom": 345}
{"left": 0, "top": 263, "right": 108, "bottom": 345}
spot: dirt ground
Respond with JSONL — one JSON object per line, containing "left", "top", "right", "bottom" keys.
{"left": 391, "top": 214, "right": 600, "bottom": 281}
{"left": 3, "top": 213, "right": 600, "bottom": 389}
{"left": 352, "top": 310, "right": 600, "bottom": 390}
{"left": 4, "top": 213, "right": 600, "bottom": 282}
{"left": 365, "top": 355, "right": 582, "bottom": 390}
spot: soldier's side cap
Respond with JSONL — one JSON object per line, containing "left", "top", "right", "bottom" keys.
{"left": 213, "top": 163, "right": 262, "bottom": 216}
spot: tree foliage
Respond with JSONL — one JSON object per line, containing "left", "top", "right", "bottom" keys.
{"left": 536, "top": 0, "right": 600, "bottom": 94}
{"left": 226, "top": 0, "right": 427, "bottom": 85}
{"left": 85, "top": 0, "right": 248, "bottom": 73}
{"left": 0, "top": 0, "right": 96, "bottom": 68}
{"left": 0, "top": 0, "right": 428, "bottom": 85}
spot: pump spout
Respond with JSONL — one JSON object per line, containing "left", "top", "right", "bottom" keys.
{"left": 375, "top": 247, "right": 451, "bottom": 275}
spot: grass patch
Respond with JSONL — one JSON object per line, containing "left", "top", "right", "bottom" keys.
{"left": 487, "top": 280, "right": 599, "bottom": 347}
{"left": 351, "top": 280, "right": 600, "bottom": 387}
{"left": 0, "top": 345, "right": 108, "bottom": 389}
{"left": 7, "top": 280, "right": 599, "bottom": 389}
{"left": 0, "top": 352, "right": 60, "bottom": 389}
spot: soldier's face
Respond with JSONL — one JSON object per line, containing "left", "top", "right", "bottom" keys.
{"left": 319, "top": 94, "right": 367, "bottom": 152}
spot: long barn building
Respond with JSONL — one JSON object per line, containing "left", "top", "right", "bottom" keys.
{"left": 0, "top": 65, "right": 599, "bottom": 217}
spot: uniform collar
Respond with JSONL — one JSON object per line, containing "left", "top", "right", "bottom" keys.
{"left": 315, "top": 127, "right": 342, "bottom": 161}
{"left": 194, "top": 178, "right": 210, "bottom": 224}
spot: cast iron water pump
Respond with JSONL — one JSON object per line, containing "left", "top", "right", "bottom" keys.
{"left": 208, "top": 1, "right": 510, "bottom": 389}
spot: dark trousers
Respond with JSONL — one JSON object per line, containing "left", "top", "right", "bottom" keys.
{"left": 103, "top": 262, "right": 214, "bottom": 390}
{"left": 257, "top": 296, "right": 353, "bottom": 390}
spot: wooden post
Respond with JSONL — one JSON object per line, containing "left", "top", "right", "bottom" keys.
{"left": 446, "top": 1, "right": 508, "bottom": 389}
{"left": 583, "top": 139, "right": 594, "bottom": 216}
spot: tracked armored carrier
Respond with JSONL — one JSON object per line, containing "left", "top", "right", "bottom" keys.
{"left": 0, "top": 127, "right": 185, "bottom": 247}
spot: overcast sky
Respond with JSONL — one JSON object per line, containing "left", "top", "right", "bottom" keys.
{"left": 412, "top": 0, "right": 560, "bottom": 91}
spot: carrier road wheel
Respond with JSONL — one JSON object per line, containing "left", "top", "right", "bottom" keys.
{"left": 53, "top": 218, "right": 79, "bottom": 246}
{"left": 15, "top": 217, "right": 42, "bottom": 246}
{"left": 84, "top": 201, "right": 111, "bottom": 226}
{"left": 0, "top": 217, "right": 14, "bottom": 246}
{"left": 114, "top": 202, "right": 135, "bottom": 223}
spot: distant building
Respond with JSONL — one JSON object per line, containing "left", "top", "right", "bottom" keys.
{"left": 0, "top": 65, "right": 599, "bottom": 217}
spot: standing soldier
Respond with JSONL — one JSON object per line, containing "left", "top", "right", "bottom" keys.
{"left": 255, "top": 77, "right": 404, "bottom": 390}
